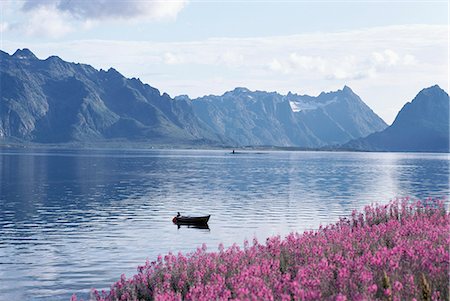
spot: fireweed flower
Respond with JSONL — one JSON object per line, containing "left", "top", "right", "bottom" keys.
{"left": 87, "top": 199, "right": 448, "bottom": 301}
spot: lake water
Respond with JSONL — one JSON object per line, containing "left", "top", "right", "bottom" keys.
{"left": 0, "top": 148, "right": 448, "bottom": 300}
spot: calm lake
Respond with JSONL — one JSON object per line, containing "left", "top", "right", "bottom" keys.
{"left": 0, "top": 148, "right": 448, "bottom": 300}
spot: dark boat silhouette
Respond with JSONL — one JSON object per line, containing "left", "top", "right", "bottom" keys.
{"left": 172, "top": 214, "right": 210, "bottom": 225}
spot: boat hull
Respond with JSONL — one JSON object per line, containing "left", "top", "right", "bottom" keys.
{"left": 173, "top": 215, "right": 210, "bottom": 225}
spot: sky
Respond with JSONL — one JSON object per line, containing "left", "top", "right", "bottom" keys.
{"left": 0, "top": 0, "right": 448, "bottom": 124}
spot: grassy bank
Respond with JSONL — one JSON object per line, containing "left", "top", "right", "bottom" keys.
{"left": 76, "top": 199, "right": 449, "bottom": 301}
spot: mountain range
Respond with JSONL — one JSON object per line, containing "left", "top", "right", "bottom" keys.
{"left": 187, "top": 85, "right": 386, "bottom": 147}
{"left": 1, "top": 49, "right": 448, "bottom": 152}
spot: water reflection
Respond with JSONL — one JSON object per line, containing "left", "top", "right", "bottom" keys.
{"left": 0, "top": 149, "right": 448, "bottom": 300}
{"left": 176, "top": 224, "right": 210, "bottom": 231}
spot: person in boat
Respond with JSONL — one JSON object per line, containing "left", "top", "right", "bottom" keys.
{"left": 232, "top": 150, "right": 235, "bottom": 154}
{"left": 177, "top": 212, "right": 181, "bottom": 217}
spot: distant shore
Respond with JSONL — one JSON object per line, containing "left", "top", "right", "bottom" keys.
{"left": 1, "top": 141, "right": 449, "bottom": 154}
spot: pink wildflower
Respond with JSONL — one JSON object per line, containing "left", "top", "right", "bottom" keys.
{"left": 73, "top": 199, "right": 448, "bottom": 301}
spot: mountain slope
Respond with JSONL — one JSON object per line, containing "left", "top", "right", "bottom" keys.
{"left": 289, "top": 86, "right": 387, "bottom": 145}
{"left": 190, "top": 87, "right": 387, "bottom": 147}
{"left": 0, "top": 49, "right": 226, "bottom": 145}
{"left": 343, "top": 85, "right": 449, "bottom": 152}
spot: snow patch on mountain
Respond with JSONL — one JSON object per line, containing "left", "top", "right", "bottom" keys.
{"left": 289, "top": 97, "right": 338, "bottom": 112}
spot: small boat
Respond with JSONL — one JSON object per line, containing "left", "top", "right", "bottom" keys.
{"left": 172, "top": 214, "right": 210, "bottom": 225}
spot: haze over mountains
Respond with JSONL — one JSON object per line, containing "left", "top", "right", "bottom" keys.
{"left": 1, "top": 49, "right": 448, "bottom": 152}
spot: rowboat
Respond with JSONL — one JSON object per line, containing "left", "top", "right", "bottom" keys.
{"left": 172, "top": 214, "right": 210, "bottom": 225}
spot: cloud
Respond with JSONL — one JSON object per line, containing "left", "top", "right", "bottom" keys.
{"left": 372, "top": 49, "right": 399, "bottom": 66}
{"left": 217, "top": 51, "right": 245, "bottom": 67}
{"left": 17, "top": 6, "right": 74, "bottom": 38}
{"left": 0, "top": 22, "right": 9, "bottom": 33}
{"left": 4, "top": 0, "right": 187, "bottom": 38}
{"left": 0, "top": 0, "right": 12, "bottom": 9}
{"left": 371, "top": 50, "right": 417, "bottom": 67}
{"left": 269, "top": 54, "right": 327, "bottom": 75}
{"left": 163, "top": 52, "right": 183, "bottom": 65}
{"left": 267, "top": 50, "right": 415, "bottom": 81}
{"left": 21, "top": 0, "right": 187, "bottom": 21}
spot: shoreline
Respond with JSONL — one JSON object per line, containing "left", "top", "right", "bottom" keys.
{"left": 1, "top": 141, "right": 449, "bottom": 154}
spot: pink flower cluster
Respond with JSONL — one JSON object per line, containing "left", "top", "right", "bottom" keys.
{"left": 82, "top": 199, "right": 449, "bottom": 301}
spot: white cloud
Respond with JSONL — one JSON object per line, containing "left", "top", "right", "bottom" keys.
{"left": 163, "top": 52, "right": 183, "bottom": 65}
{"left": 267, "top": 49, "right": 417, "bottom": 81}
{"left": 217, "top": 51, "right": 245, "bottom": 67}
{"left": 21, "top": 0, "right": 187, "bottom": 21}
{"left": 0, "top": 22, "right": 9, "bottom": 33}
{"left": 0, "top": 0, "right": 12, "bottom": 9}
{"left": 382, "top": 49, "right": 400, "bottom": 66}
{"left": 371, "top": 50, "right": 417, "bottom": 67}
{"left": 403, "top": 54, "right": 416, "bottom": 66}
{"left": 268, "top": 59, "right": 283, "bottom": 73}
{"left": 18, "top": 6, "right": 73, "bottom": 38}
{"left": 4, "top": 0, "right": 187, "bottom": 38}
{"left": 269, "top": 54, "right": 329, "bottom": 76}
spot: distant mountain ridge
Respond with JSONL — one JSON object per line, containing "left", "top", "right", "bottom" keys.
{"left": 0, "top": 48, "right": 425, "bottom": 149}
{"left": 189, "top": 86, "right": 387, "bottom": 147}
{"left": 343, "top": 85, "right": 449, "bottom": 152}
{"left": 1, "top": 48, "right": 226, "bottom": 145}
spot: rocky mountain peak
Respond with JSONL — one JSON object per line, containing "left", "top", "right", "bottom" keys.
{"left": 231, "top": 87, "right": 251, "bottom": 94}
{"left": 12, "top": 48, "right": 38, "bottom": 60}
